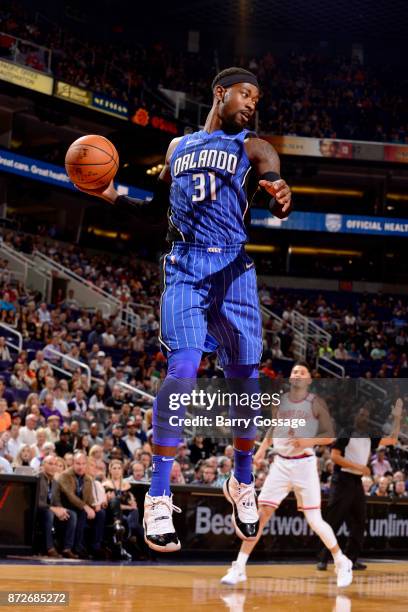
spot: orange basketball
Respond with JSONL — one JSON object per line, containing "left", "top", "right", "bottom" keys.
{"left": 65, "top": 134, "right": 119, "bottom": 190}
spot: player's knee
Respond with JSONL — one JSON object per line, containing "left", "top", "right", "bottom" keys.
{"left": 167, "top": 348, "right": 202, "bottom": 379}
{"left": 304, "top": 509, "right": 324, "bottom": 533}
{"left": 223, "top": 364, "right": 259, "bottom": 379}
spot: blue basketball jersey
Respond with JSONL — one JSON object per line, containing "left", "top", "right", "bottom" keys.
{"left": 169, "top": 129, "right": 253, "bottom": 245}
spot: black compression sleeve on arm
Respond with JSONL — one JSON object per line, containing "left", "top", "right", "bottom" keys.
{"left": 114, "top": 179, "right": 170, "bottom": 218}
{"left": 261, "top": 171, "right": 281, "bottom": 183}
{"left": 114, "top": 195, "right": 145, "bottom": 211}
{"left": 251, "top": 171, "right": 280, "bottom": 209}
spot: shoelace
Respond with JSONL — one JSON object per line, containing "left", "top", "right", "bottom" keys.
{"left": 147, "top": 496, "right": 182, "bottom": 535}
{"left": 236, "top": 485, "right": 258, "bottom": 522}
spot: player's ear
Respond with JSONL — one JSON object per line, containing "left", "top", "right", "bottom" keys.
{"left": 214, "top": 85, "right": 225, "bottom": 102}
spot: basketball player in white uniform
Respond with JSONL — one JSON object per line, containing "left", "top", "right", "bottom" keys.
{"left": 221, "top": 362, "right": 353, "bottom": 588}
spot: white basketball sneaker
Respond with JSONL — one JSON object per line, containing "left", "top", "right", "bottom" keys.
{"left": 220, "top": 561, "right": 247, "bottom": 586}
{"left": 335, "top": 555, "right": 353, "bottom": 588}
{"left": 223, "top": 474, "right": 259, "bottom": 540}
{"left": 143, "top": 492, "right": 181, "bottom": 552}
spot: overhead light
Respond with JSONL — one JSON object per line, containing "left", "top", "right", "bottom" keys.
{"left": 245, "top": 244, "right": 278, "bottom": 253}
{"left": 87, "top": 227, "right": 129, "bottom": 240}
{"left": 146, "top": 162, "right": 165, "bottom": 176}
{"left": 291, "top": 246, "right": 362, "bottom": 256}
{"left": 91, "top": 228, "right": 118, "bottom": 239}
{"left": 386, "top": 193, "right": 408, "bottom": 201}
{"left": 291, "top": 186, "right": 363, "bottom": 197}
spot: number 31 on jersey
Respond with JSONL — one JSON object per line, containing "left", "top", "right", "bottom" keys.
{"left": 192, "top": 172, "right": 217, "bottom": 202}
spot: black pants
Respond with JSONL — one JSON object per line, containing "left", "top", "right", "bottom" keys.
{"left": 319, "top": 472, "right": 366, "bottom": 563}
{"left": 37, "top": 508, "right": 77, "bottom": 552}
{"left": 68, "top": 508, "right": 106, "bottom": 553}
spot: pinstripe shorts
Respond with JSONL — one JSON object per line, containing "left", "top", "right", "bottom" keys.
{"left": 159, "top": 242, "right": 263, "bottom": 366}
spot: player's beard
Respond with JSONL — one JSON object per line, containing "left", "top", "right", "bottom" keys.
{"left": 223, "top": 112, "right": 248, "bottom": 133}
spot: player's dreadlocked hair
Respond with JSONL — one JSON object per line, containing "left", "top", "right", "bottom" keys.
{"left": 211, "top": 67, "right": 259, "bottom": 90}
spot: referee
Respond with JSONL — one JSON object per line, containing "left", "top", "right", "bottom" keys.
{"left": 317, "top": 399, "right": 402, "bottom": 570}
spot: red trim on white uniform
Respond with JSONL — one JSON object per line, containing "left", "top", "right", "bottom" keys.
{"left": 298, "top": 505, "right": 321, "bottom": 510}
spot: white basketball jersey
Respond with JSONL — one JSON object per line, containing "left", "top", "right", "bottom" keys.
{"left": 273, "top": 392, "right": 319, "bottom": 457}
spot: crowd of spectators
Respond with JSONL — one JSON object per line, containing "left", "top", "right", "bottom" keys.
{"left": 0, "top": 227, "right": 407, "bottom": 559}
{"left": 0, "top": 2, "right": 407, "bottom": 143}
{"left": 4, "top": 225, "right": 408, "bottom": 382}
{"left": 260, "top": 285, "right": 408, "bottom": 378}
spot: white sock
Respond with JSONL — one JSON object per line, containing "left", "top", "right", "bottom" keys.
{"left": 236, "top": 552, "right": 249, "bottom": 568}
{"left": 333, "top": 549, "right": 343, "bottom": 563}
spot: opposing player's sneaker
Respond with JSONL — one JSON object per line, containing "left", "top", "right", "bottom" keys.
{"left": 143, "top": 492, "right": 181, "bottom": 552}
{"left": 223, "top": 474, "right": 259, "bottom": 540}
{"left": 220, "top": 561, "right": 247, "bottom": 585}
{"left": 335, "top": 555, "right": 353, "bottom": 588}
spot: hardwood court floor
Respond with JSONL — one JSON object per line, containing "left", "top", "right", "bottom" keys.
{"left": 0, "top": 561, "right": 407, "bottom": 611}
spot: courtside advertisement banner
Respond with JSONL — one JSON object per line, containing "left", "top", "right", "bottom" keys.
{"left": 54, "top": 80, "right": 93, "bottom": 107}
{"left": 131, "top": 485, "right": 408, "bottom": 557}
{"left": 55, "top": 82, "right": 129, "bottom": 120}
{"left": 252, "top": 209, "right": 408, "bottom": 237}
{"left": 92, "top": 93, "right": 129, "bottom": 119}
{"left": 0, "top": 59, "right": 53, "bottom": 95}
{"left": 0, "top": 149, "right": 152, "bottom": 200}
{"left": 262, "top": 134, "right": 408, "bottom": 164}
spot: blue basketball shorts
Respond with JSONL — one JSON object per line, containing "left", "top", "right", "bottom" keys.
{"left": 159, "top": 242, "right": 263, "bottom": 366}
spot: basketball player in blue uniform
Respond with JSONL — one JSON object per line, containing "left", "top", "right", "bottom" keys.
{"left": 78, "top": 67, "right": 292, "bottom": 552}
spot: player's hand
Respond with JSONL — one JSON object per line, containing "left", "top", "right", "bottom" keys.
{"left": 259, "top": 178, "right": 292, "bottom": 215}
{"left": 75, "top": 179, "right": 118, "bottom": 205}
{"left": 392, "top": 398, "right": 403, "bottom": 418}
{"left": 361, "top": 465, "right": 371, "bottom": 476}
{"left": 253, "top": 454, "right": 264, "bottom": 469}
{"left": 84, "top": 504, "right": 96, "bottom": 520}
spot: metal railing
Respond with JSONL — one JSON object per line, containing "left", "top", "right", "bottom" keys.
{"left": 0, "top": 323, "right": 23, "bottom": 352}
{"left": 95, "top": 301, "right": 112, "bottom": 319}
{"left": 0, "top": 241, "right": 50, "bottom": 299}
{"left": 25, "top": 347, "right": 77, "bottom": 383}
{"left": 117, "top": 381, "right": 195, "bottom": 436}
{"left": 117, "top": 381, "right": 154, "bottom": 403}
{"left": 44, "top": 347, "right": 91, "bottom": 386}
{"left": 316, "top": 356, "right": 345, "bottom": 378}
{"left": 33, "top": 250, "right": 120, "bottom": 315}
{"left": 0, "top": 31, "right": 52, "bottom": 73}
{"left": 260, "top": 305, "right": 307, "bottom": 360}
{"left": 292, "top": 310, "right": 332, "bottom": 347}
{"left": 33, "top": 250, "right": 151, "bottom": 332}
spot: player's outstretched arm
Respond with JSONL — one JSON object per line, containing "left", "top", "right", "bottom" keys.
{"left": 253, "top": 435, "right": 273, "bottom": 467}
{"left": 379, "top": 397, "right": 403, "bottom": 446}
{"left": 314, "top": 396, "right": 335, "bottom": 444}
{"left": 245, "top": 137, "right": 292, "bottom": 219}
{"left": 74, "top": 136, "right": 183, "bottom": 214}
